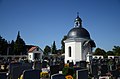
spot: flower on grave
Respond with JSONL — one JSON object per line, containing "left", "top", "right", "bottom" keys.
{"left": 65, "top": 75, "right": 73, "bottom": 79}
{"left": 64, "top": 64, "right": 69, "bottom": 67}
{"left": 40, "top": 72, "right": 49, "bottom": 78}
{"left": 18, "top": 74, "right": 23, "bottom": 79}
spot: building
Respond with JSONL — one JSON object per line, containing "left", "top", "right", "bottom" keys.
{"left": 28, "top": 46, "right": 43, "bottom": 62}
{"left": 64, "top": 14, "right": 96, "bottom": 64}
{"left": 92, "top": 55, "right": 104, "bottom": 59}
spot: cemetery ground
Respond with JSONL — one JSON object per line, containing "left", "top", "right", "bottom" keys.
{"left": 0, "top": 56, "right": 120, "bottom": 79}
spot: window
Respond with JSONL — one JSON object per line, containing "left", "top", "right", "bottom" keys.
{"left": 29, "top": 55, "right": 31, "bottom": 58}
{"left": 68, "top": 46, "right": 71, "bottom": 57}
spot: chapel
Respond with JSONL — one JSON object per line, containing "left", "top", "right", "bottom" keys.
{"left": 64, "top": 14, "right": 96, "bottom": 64}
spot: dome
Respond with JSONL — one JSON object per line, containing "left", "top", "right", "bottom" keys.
{"left": 67, "top": 27, "right": 90, "bottom": 39}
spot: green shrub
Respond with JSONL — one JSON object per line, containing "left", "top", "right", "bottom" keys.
{"left": 62, "top": 67, "right": 69, "bottom": 76}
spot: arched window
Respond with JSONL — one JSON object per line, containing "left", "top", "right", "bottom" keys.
{"left": 68, "top": 46, "right": 71, "bottom": 57}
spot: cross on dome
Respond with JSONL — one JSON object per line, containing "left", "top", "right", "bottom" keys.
{"left": 74, "top": 12, "right": 82, "bottom": 28}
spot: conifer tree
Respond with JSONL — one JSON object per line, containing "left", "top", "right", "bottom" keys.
{"left": 0, "top": 35, "right": 8, "bottom": 55}
{"left": 61, "top": 35, "right": 67, "bottom": 53}
{"left": 9, "top": 40, "right": 14, "bottom": 55}
{"left": 14, "top": 31, "right": 26, "bottom": 55}
{"left": 51, "top": 41, "right": 57, "bottom": 54}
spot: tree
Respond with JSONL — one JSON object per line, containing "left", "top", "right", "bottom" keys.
{"left": 107, "top": 51, "right": 114, "bottom": 56}
{"left": 0, "top": 35, "right": 8, "bottom": 55}
{"left": 44, "top": 45, "right": 51, "bottom": 55}
{"left": 93, "top": 48, "right": 106, "bottom": 57}
{"left": 14, "top": 31, "right": 26, "bottom": 55}
{"left": 61, "top": 35, "right": 67, "bottom": 53}
{"left": 9, "top": 40, "right": 15, "bottom": 55}
{"left": 57, "top": 49, "right": 62, "bottom": 54}
{"left": 51, "top": 41, "right": 57, "bottom": 54}
{"left": 112, "top": 46, "right": 120, "bottom": 56}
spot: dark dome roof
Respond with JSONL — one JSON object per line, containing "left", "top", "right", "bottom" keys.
{"left": 67, "top": 27, "right": 90, "bottom": 39}
{"left": 75, "top": 16, "right": 82, "bottom": 22}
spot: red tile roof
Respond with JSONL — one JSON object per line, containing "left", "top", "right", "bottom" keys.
{"left": 28, "top": 46, "right": 37, "bottom": 52}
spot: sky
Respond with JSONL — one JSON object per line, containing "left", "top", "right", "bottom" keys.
{"left": 0, "top": 0, "right": 120, "bottom": 51}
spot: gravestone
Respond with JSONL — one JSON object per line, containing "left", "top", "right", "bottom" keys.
{"left": 91, "top": 64, "right": 98, "bottom": 76}
{"left": 108, "top": 65, "right": 113, "bottom": 71}
{"left": 74, "top": 67, "right": 83, "bottom": 72}
{"left": 9, "top": 62, "right": 22, "bottom": 73}
{"left": 51, "top": 73, "right": 65, "bottom": 79}
{"left": 101, "top": 65, "right": 108, "bottom": 76}
{"left": 42, "top": 61, "right": 48, "bottom": 68}
{"left": 9, "top": 62, "right": 22, "bottom": 79}
{"left": 11, "top": 66, "right": 21, "bottom": 79}
{"left": 108, "top": 64, "right": 116, "bottom": 71}
{"left": 76, "top": 62, "right": 80, "bottom": 67}
{"left": 115, "top": 57, "right": 119, "bottom": 64}
{"left": 23, "top": 69, "right": 41, "bottom": 79}
{"left": 111, "top": 64, "right": 120, "bottom": 78}
{"left": 22, "top": 62, "right": 33, "bottom": 67}
{"left": 80, "top": 61, "right": 87, "bottom": 68}
{"left": 76, "top": 69, "right": 88, "bottom": 79}
{"left": 0, "top": 72, "right": 7, "bottom": 79}
{"left": 50, "top": 65, "right": 59, "bottom": 75}
{"left": 59, "top": 62, "right": 64, "bottom": 71}
{"left": 111, "top": 69, "right": 120, "bottom": 79}
{"left": 69, "top": 62, "right": 73, "bottom": 67}
{"left": 34, "top": 61, "right": 42, "bottom": 70}
{"left": 112, "top": 65, "right": 116, "bottom": 70}
{"left": 11, "top": 65, "right": 32, "bottom": 79}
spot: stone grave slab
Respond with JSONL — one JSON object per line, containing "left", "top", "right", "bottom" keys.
{"left": 23, "top": 69, "right": 41, "bottom": 79}
{"left": 76, "top": 69, "right": 88, "bottom": 79}
{"left": 51, "top": 73, "right": 65, "bottom": 79}
{"left": 0, "top": 72, "right": 7, "bottom": 79}
{"left": 50, "top": 65, "right": 59, "bottom": 75}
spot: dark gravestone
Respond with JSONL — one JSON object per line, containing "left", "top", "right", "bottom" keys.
{"left": 111, "top": 69, "right": 120, "bottom": 79}
{"left": 51, "top": 74, "right": 65, "bottom": 79}
{"left": 76, "top": 62, "right": 80, "bottom": 67}
{"left": 69, "top": 62, "right": 73, "bottom": 67}
{"left": 108, "top": 64, "right": 116, "bottom": 71}
{"left": 111, "top": 63, "right": 120, "bottom": 78}
{"left": 91, "top": 64, "right": 98, "bottom": 76}
{"left": 11, "top": 66, "right": 21, "bottom": 79}
{"left": 23, "top": 69, "right": 41, "bottom": 79}
{"left": 101, "top": 65, "right": 108, "bottom": 76}
{"left": 0, "top": 72, "right": 7, "bottom": 79}
{"left": 50, "top": 65, "right": 59, "bottom": 75}
{"left": 9, "top": 62, "right": 22, "bottom": 74}
{"left": 42, "top": 61, "right": 48, "bottom": 68}
{"left": 80, "top": 61, "right": 87, "bottom": 68}
{"left": 34, "top": 62, "right": 42, "bottom": 70}
{"left": 11, "top": 65, "right": 32, "bottom": 79}
{"left": 115, "top": 57, "right": 119, "bottom": 63}
{"left": 112, "top": 65, "right": 116, "bottom": 70}
{"left": 9, "top": 62, "right": 22, "bottom": 79}
{"left": 74, "top": 67, "right": 84, "bottom": 72}
{"left": 22, "top": 63, "right": 33, "bottom": 67}
{"left": 59, "top": 63, "right": 64, "bottom": 71}
{"left": 76, "top": 69, "right": 88, "bottom": 79}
